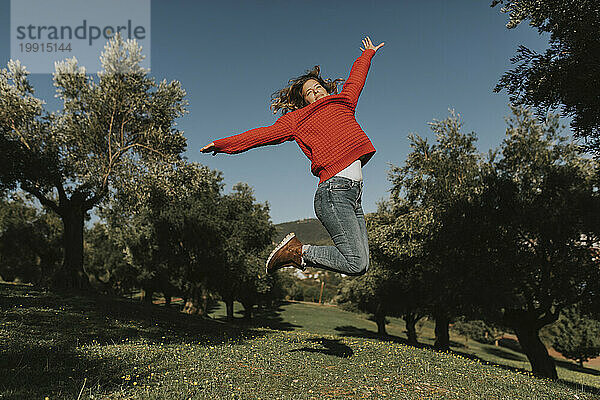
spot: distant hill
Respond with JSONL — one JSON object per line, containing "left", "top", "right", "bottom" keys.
{"left": 274, "top": 218, "right": 333, "bottom": 245}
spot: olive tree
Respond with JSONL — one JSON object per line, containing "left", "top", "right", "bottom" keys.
{"left": 0, "top": 33, "right": 186, "bottom": 288}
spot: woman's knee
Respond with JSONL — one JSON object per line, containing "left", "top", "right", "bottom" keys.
{"left": 346, "top": 254, "right": 369, "bottom": 276}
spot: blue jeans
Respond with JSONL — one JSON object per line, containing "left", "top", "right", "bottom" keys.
{"left": 303, "top": 176, "right": 369, "bottom": 276}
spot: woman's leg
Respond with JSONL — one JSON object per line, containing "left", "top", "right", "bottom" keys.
{"left": 303, "top": 177, "right": 369, "bottom": 276}
{"left": 355, "top": 183, "right": 370, "bottom": 272}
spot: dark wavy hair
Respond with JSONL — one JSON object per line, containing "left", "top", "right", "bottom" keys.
{"left": 270, "top": 66, "right": 344, "bottom": 115}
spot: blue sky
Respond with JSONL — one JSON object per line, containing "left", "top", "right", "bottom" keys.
{"left": 0, "top": 0, "right": 553, "bottom": 224}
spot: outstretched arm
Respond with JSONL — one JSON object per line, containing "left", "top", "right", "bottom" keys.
{"left": 201, "top": 114, "right": 295, "bottom": 155}
{"left": 341, "top": 36, "right": 385, "bottom": 107}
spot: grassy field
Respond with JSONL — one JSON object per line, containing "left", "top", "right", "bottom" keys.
{"left": 1, "top": 282, "right": 599, "bottom": 399}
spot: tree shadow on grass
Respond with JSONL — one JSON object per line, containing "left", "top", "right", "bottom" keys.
{"left": 555, "top": 359, "right": 600, "bottom": 376}
{"left": 491, "top": 338, "right": 600, "bottom": 377}
{"left": 483, "top": 346, "right": 528, "bottom": 362}
{"left": 0, "top": 283, "right": 274, "bottom": 398}
{"left": 0, "top": 285, "right": 262, "bottom": 346}
{"left": 334, "top": 324, "right": 416, "bottom": 346}
{"left": 333, "top": 324, "right": 461, "bottom": 351}
{"left": 483, "top": 340, "right": 600, "bottom": 377}
{"left": 289, "top": 337, "right": 353, "bottom": 358}
{"left": 333, "top": 323, "right": 600, "bottom": 395}
{"left": 449, "top": 348, "right": 600, "bottom": 395}
{"left": 0, "top": 344, "right": 140, "bottom": 399}
{"left": 213, "top": 301, "right": 302, "bottom": 332}
{"left": 497, "top": 337, "right": 523, "bottom": 353}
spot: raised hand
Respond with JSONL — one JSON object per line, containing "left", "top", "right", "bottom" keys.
{"left": 360, "top": 36, "right": 384, "bottom": 52}
{"left": 200, "top": 142, "right": 216, "bottom": 154}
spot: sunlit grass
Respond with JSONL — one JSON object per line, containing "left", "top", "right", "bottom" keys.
{"left": 1, "top": 283, "right": 598, "bottom": 399}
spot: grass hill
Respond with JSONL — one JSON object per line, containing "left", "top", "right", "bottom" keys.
{"left": 1, "top": 282, "right": 599, "bottom": 399}
{"left": 274, "top": 218, "right": 333, "bottom": 246}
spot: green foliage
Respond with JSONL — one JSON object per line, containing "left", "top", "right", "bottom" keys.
{"left": 216, "top": 183, "right": 279, "bottom": 309}
{"left": 552, "top": 305, "right": 600, "bottom": 366}
{"left": 492, "top": 0, "right": 600, "bottom": 153}
{"left": 301, "top": 283, "right": 322, "bottom": 303}
{"left": 368, "top": 110, "right": 484, "bottom": 326}
{"left": 390, "top": 111, "right": 482, "bottom": 208}
{"left": 94, "top": 160, "right": 284, "bottom": 316}
{"left": 270, "top": 268, "right": 304, "bottom": 301}
{"left": 0, "top": 32, "right": 187, "bottom": 204}
{"left": 84, "top": 222, "right": 132, "bottom": 294}
{"left": 363, "top": 106, "right": 600, "bottom": 377}
{"left": 99, "top": 161, "right": 225, "bottom": 302}
{"left": 483, "top": 106, "right": 599, "bottom": 316}
{"left": 0, "top": 33, "right": 188, "bottom": 286}
{"left": 450, "top": 106, "right": 600, "bottom": 378}
{"left": 0, "top": 193, "right": 62, "bottom": 284}
{"left": 452, "top": 318, "right": 506, "bottom": 345}
{"left": 335, "top": 260, "right": 403, "bottom": 321}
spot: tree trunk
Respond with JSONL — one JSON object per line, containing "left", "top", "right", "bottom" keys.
{"left": 183, "top": 283, "right": 209, "bottom": 316}
{"left": 161, "top": 284, "right": 173, "bottom": 306}
{"left": 225, "top": 298, "right": 234, "bottom": 320}
{"left": 53, "top": 204, "right": 89, "bottom": 290}
{"left": 142, "top": 287, "right": 154, "bottom": 304}
{"left": 241, "top": 301, "right": 253, "bottom": 320}
{"left": 434, "top": 313, "right": 450, "bottom": 351}
{"left": 505, "top": 309, "right": 558, "bottom": 379}
{"left": 374, "top": 304, "right": 387, "bottom": 336}
{"left": 404, "top": 312, "right": 420, "bottom": 346}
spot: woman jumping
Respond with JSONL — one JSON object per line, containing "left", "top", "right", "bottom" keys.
{"left": 201, "top": 36, "right": 384, "bottom": 276}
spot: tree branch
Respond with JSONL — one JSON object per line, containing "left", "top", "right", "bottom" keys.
{"left": 54, "top": 179, "right": 67, "bottom": 205}
{"left": 538, "top": 308, "right": 559, "bottom": 328}
{"left": 108, "top": 107, "right": 116, "bottom": 166}
{"left": 516, "top": 228, "right": 540, "bottom": 257}
{"left": 10, "top": 120, "right": 32, "bottom": 151}
{"left": 119, "top": 142, "right": 169, "bottom": 160}
{"left": 100, "top": 123, "right": 158, "bottom": 190}
{"left": 84, "top": 185, "right": 108, "bottom": 210}
{"left": 120, "top": 115, "right": 133, "bottom": 146}
{"left": 21, "top": 183, "right": 59, "bottom": 214}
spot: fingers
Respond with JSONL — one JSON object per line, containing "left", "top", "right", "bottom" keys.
{"left": 361, "top": 36, "right": 384, "bottom": 52}
{"left": 201, "top": 144, "right": 214, "bottom": 153}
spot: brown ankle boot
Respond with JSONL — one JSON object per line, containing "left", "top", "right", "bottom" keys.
{"left": 266, "top": 233, "right": 304, "bottom": 274}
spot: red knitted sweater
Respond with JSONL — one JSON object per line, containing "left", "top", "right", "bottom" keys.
{"left": 212, "top": 48, "right": 377, "bottom": 184}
